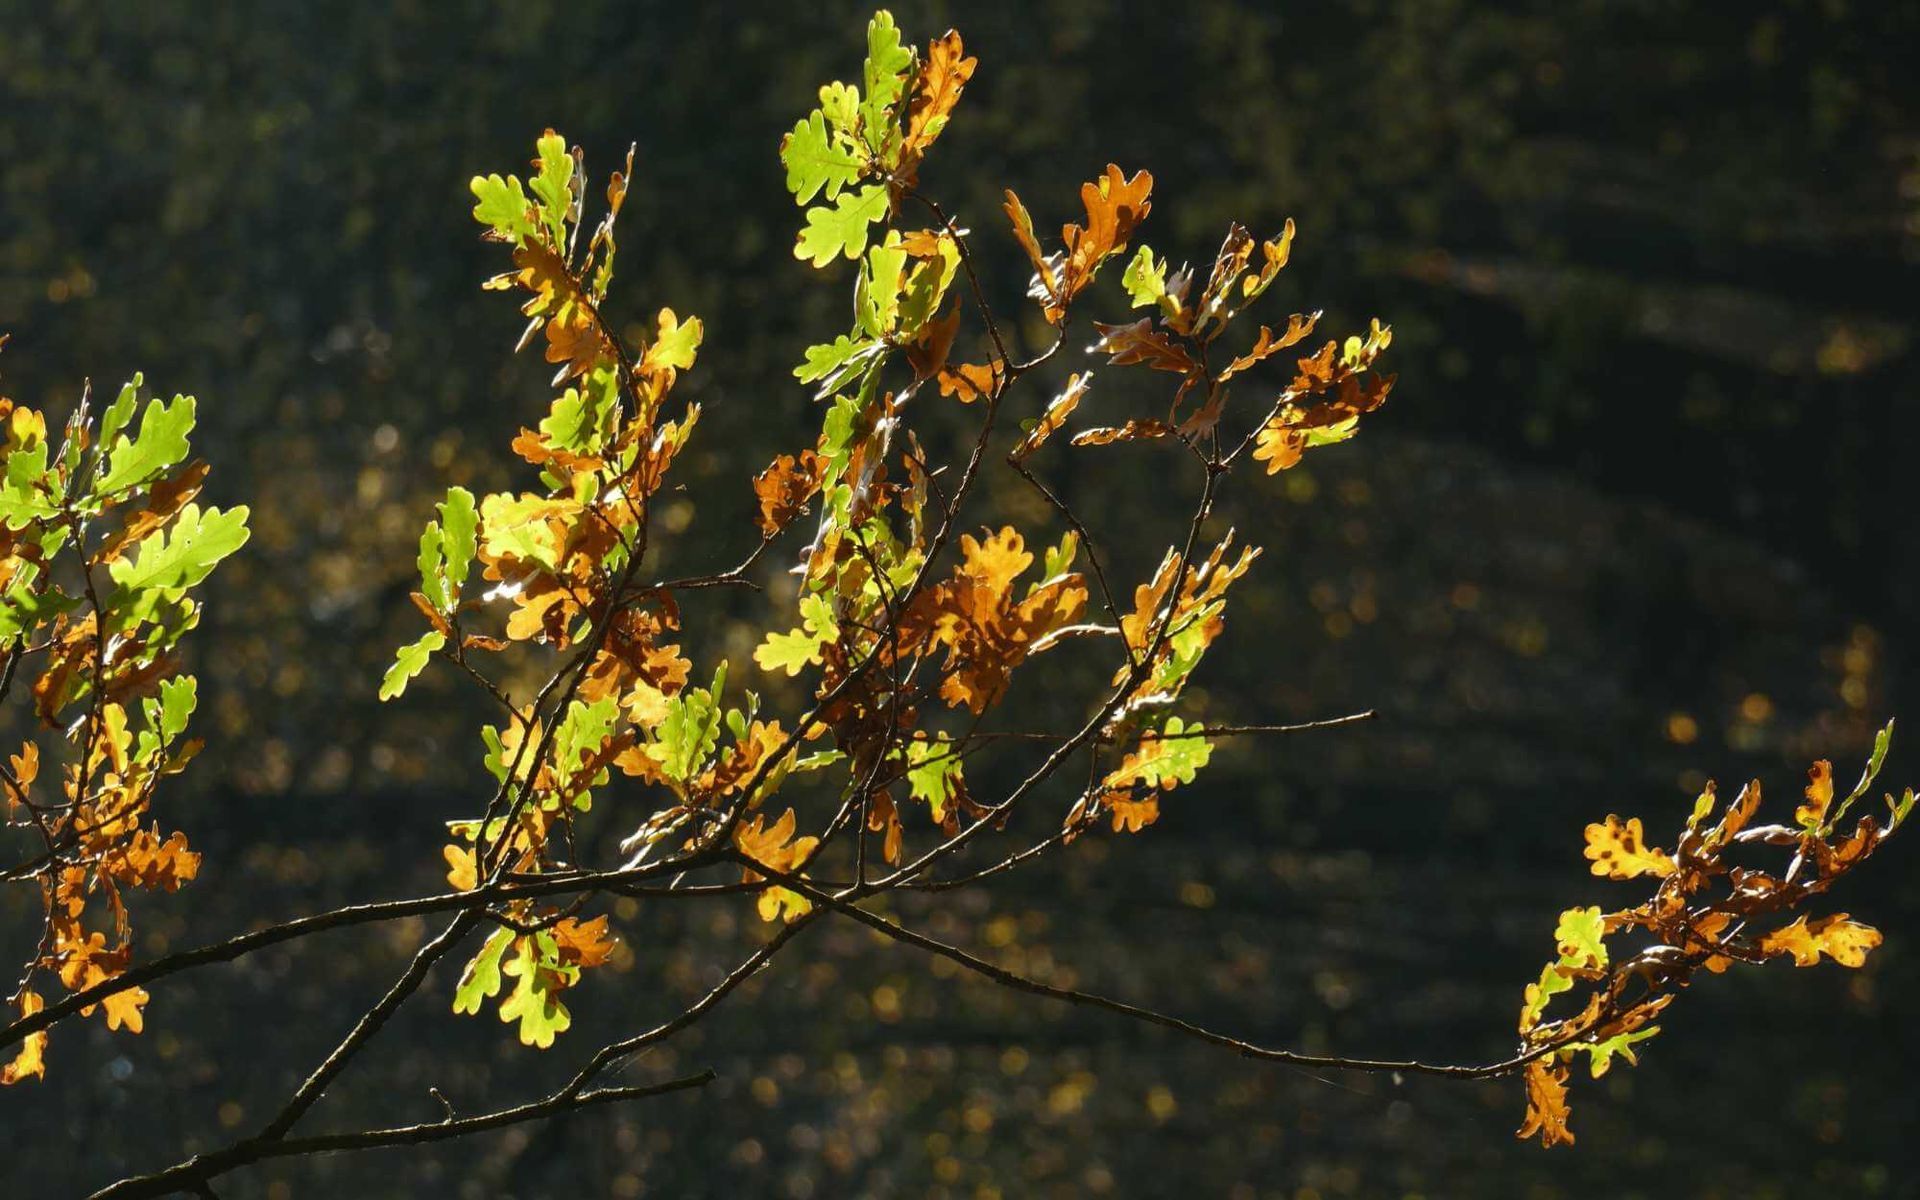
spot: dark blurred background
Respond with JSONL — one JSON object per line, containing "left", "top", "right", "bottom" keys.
{"left": 3, "top": 1, "right": 1917, "bottom": 1196}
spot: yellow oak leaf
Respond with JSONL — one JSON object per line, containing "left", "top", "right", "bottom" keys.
{"left": 1582, "top": 815, "right": 1676, "bottom": 879}
{"left": 1760, "top": 912, "right": 1881, "bottom": 968}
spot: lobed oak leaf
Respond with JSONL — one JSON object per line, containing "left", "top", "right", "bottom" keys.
{"left": 640, "top": 308, "right": 703, "bottom": 384}
{"left": 1060, "top": 166, "right": 1153, "bottom": 303}
{"left": 542, "top": 304, "right": 611, "bottom": 384}
{"left": 1071, "top": 419, "right": 1178, "bottom": 447}
{"left": 1553, "top": 906, "right": 1608, "bottom": 971}
{"left": 903, "top": 31, "right": 975, "bottom": 157}
{"left": 797, "top": 334, "right": 885, "bottom": 397}
{"left": 1516, "top": 1058, "right": 1575, "bottom": 1147}
{"left": 737, "top": 808, "right": 821, "bottom": 923}
{"left": 1759, "top": 913, "right": 1882, "bottom": 968}
{"left": 94, "top": 460, "right": 209, "bottom": 565}
{"left": 755, "top": 593, "right": 841, "bottom": 676}
{"left": 1582, "top": 815, "right": 1676, "bottom": 879}
{"left": 781, "top": 109, "right": 866, "bottom": 206}
{"left": 104, "top": 828, "right": 201, "bottom": 892}
{"left": 901, "top": 732, "right": 966, "bottom": 823}
{"left": 551, "top": 915, "right": 618, "bottom": 970}
{"left": 379, "top": 630, "right": 444, "bottom": 701}
{"left": 453, "top": 927, "right": 514, "bottom": 1016}
{"left": 1121, "top": 245, "right": 1185, "bottom": 322}
{"left": 5, "top": 741, "right": 37, "bottom": 814}
{"left": 1218, "top": 312, "right": 1321, "bottom": 382}
{"left": 752, "top": 450, "right": 826, "bottom": 536}
{"left": 1, "top": 991, "right": 46, "bottom": 1085}
{"left": 1002, "top": 190, "right": 1061, "bottom": 318}
{"left": 1250, "top": 372, "right": 1395, "bottom": 475}
{"left": 470, "top": 172, "right": 538, "bottom": 244}
{"left": 1103, "top": 718, "right": 1213, "bottom": 791}
{"left": 861, "top": 9, "right": 915, "bottom": 117}
{"left": 100, "top": 985, "right": 149, "bottom": 1034}
{"left": 1107, "top": 790, "right": 1160, "bottom": 834}
{"left": 906, "top": 303, "right": 962, "bottom": 380}
{"left": 1575, "top": 1025, "right": 1661, "bottom": 1079}
{"left": 1012, "top": 373, "right": 1091, "bottom": 460}
{"left": 443, "top": 843, "right": 479, "bottom": 892}
{"left": 106, "top": 502, "right": 251, "bottom": 617}
{"left": 1087, "top": 319, "right": 1198, "bottom": 375}
{"left": 795, "top": 185, "right": 891, "bottom": 267}
{"left": 498, "top": 934, "right": 574, "bottom": 1048}
{"left": 96, "top": 393, "right": 195, "bottom": 498}
{"left": 1796, "top": 759, "right": 1834, "bottom": 831}
{"left": 936, "top": 359, "right": 1002, "bottom": 405}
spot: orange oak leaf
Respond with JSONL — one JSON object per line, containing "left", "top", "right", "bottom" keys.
{"left": 736, "top": 808, "right": 821, "bottom": 923}
{"left": 552, "top": 915, "right": 619, "bottom": 969}
{"left": 1107, "top": 790, "right": 1160, "bottom": 834}
{"left": 902, "top": 30, "right": 976, "bottom": 164}
{"left": 936, "top": 360, "right": 1002, "bottom": 405}
{"left": 1760, "top": 913, "right": 1882, "bottom": 967}
{"left": 752, "top": 450, "right": 825, "bottom": 537}
{"left": 1012, "top": 373, "right": 1091, "bottom": 460}
{"left": 1516, "top": 1058, "right": 1575, "bottom": 1147}
{"left": 443, "top": 843, "right": 479, "bottom": 891}
{"left": 2, "top": 991, "right": 47, "bottom": 1085}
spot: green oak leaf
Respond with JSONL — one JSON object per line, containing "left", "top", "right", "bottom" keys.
{"left": 897, "top": 238, "right": 959, "bottom": 336}
{"left": 1520, "top": 961, "right": 1576, "bottom": 1031}
{"left": 651, "top": 662, "right": 727, "bottom": 785}
{"left": 416, "top": 520, "right": 449, "bottom": 612}
{"left": 106, "top": 503, "right": 250, "bottom": 626}
{"left": 470, "top": 173, "right": 537, "bottom": 244}
{"left": 646, "top": 310, "right": 703, "bottom": 372}
{"left": 794, "top": 185, "right": 889, "bottom": 267}
{"left": 1042, "top": 531, "right": 1080, "bottom": 582}
{"left": 136, "top": 675, "right": 198, "bottom": 760}
{"left": 537, "top": 385, "right": 602, "bottom": 455}
{"left": 380, "top": 630, "right": 445, "bottom": 701}
{"left": 454, "top": 927, "right": 516, "bottom": 1016}
{"left": 438, "top": 486, "right": 478, "bottom": 595}
{"left": 795, "top": 335, "right": 884, "bottom": 399}
{"left": 1122, "top": 245, "right": 1169, "bottom": 309}
{"left": 856, "top": 239, "right": 909, "bottom": 337}
{"left": 554, "top": 696, "right": 620, "bottom": 801}
{"left": 781, "top": 110, "right": 865, "bottom": 206}
{"left": 498, "top": 933, "right": 576, "bottom": 1048}
{"left": 903, "top": 733, "right": 964, "bottom": 822}
{"left": 754, "top": 593, "right": 840, "bottom": 676}
{"left": 1553, "top": 906, "right": 1609, "bottom": 970}
{"left": 864, "top": 10, "right": 913, "bottom": 119}
{"left": 1831, "top": 718, "right": 1896, "bottom": 831}
{"left": 1574, "top": 1026, "right": 1660, "bottom": 1078}
{"left": 97, "top": 375, "right": 142, "bottom": 449}
{"left": 0, "top": 576, "right": 78, "bottom": 640}
{"left": 0, "top": 442, "right": 60, "bottom": 529}
{"left": 1130, "top": 716, "right": 1213, "bottom": 787}
{"left": 818, "top": 81, "right": 861, "bottom": 135}
{"left": 529, "top": 130, "right": 574, "bottom": 247}
{"left": 96, "top": 394, "right": 194, "bottom": 497}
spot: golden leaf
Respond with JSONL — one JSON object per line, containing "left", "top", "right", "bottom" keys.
{"left": 1582, "top": 815, "right": 1677, "bottom": 879}
{"left": 1760, "top": 913, "right": 1882, "bottom": 968}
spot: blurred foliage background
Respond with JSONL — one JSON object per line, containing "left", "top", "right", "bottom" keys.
{"left": 2, "top": 1, "right": 1917, "bottom": 1196}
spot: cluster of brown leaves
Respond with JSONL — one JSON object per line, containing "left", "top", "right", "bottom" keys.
{"left": 1006, "top": 165, "right": 1155, "bottom": 325}
{"left": 903, "top": 528, "right": 1089, "bottom": 714}
{"left": 1514, "top": 726, "right": 1910, "bottom": 1146}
